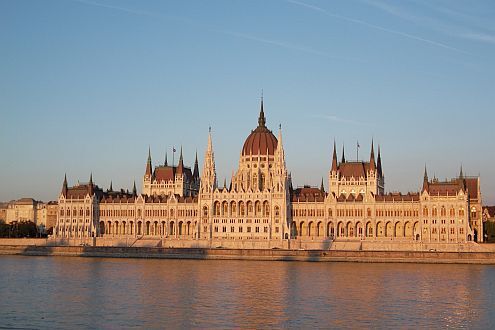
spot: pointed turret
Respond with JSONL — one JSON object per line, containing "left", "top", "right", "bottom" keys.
{"left": 88, "top": 172, "right": 94, "bottom": 196}
{"left": 62, "top": 174, "right": 68, "bottom": 196}
{"left": 331, "top": 140, "right": 338, "bottom": 172}
{"left": 193, "top": 151, "right": 199, "bottom": 179}
{"left": 223, "top": 178, "right": 227, "bottom": 189}
{"left": 200, "top": 127, "right": 217, "bottom": 193}
{"left": 164, "top": 153, "right": 168, "bottom": 167}
{"left": 370, "top": 139, "right": 376, "bottom": 172}
{"left": 377, "top": 145, "right": 383, "bottom": 177}
{"left": 109, "top": 181, "right": 113, "bottom": 192}
{"left": 177, "top": 146, "right": 184, "bottom": 175}
{"left": 258, "top": 95, "right": 266, "bottom": 128}
{"left": 422, "top": 165, "right": 429, "bottom": 192}
{"left": 132, "top": 180, "right": 137, "bottom": 196}
{"left": 145, "top": 146, "right": 152, "bottom": 178}
{"left": 320, "top": 177, "right": 325, "bottom": 193}
{"left": 459, "top": 165, "right": 464, "bottom": 179}
{"left": 341, "top": 144, "right": 346, "bottom": 163}
{"left": 178, "top": 146, "right": 184, "bottom": 166}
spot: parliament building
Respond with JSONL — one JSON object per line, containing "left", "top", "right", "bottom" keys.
{"left": 55, "top": 99, "right": 484, "bottom": 246}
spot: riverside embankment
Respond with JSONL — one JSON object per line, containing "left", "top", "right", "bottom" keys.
{"left": 2, "top": 244, "right": 495, "bottom": 264}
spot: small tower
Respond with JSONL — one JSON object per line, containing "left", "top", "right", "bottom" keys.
{"left": 331, "top": 140, "right": 338, "bottom": 173}
{"left": 200, "top": 127, "right": 217, "bottom": 194}
{"left": 145, "top": 146, "right": 153, "bottom": 180}
{"left": 369, "top": 139, "right": 376, "bottom": 172}
{"left": 422, "top": 165, "right": 429, "bottom": 192}
{"left": 62, "top": 174, "right": 68, "bottom": 197}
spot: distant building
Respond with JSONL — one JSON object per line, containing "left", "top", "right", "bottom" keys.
{"left": 2, "top": 198, "right": 54, "bottom": 234}
{"left": 54, "top": 98, "right": 484, "bottom": 243}
{"left": 6, "top": 198, "right": 38, "bottom": 224}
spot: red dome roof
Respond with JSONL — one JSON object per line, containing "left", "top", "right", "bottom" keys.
{"left": 242, "top": 126, "right": 278, "bottom": 156}
{"left": 241, "top": 101, "right": 278, "bottom": 156}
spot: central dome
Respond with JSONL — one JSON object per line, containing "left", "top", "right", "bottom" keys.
{"left": 242, "top": 100, "right": 278, "bottom": 156}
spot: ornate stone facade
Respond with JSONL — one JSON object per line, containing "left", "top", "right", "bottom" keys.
{"left": 54, "top": 99, "right": 484, "bottom": 244}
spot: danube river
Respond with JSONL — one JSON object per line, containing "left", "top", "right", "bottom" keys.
{"left": 1, "top": 256, "right": 494, "bottom": 329}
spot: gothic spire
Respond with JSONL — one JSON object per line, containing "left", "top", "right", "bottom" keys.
{"left": 145, "top": 146, "right": 152, "bottom": 177}
{"left": 179, "top": 146, "right": 184, "bottom": 165}
{"left": 331, "top": 140, "right": 338, "bottom": 172}
{"left": 320, "top": 177, "right": 325, "bottom": 193}
{"left": 377, "top": 145, "right": 383, "bottom": 177}
{"left": 109, "top": 181, "right": 113, "bottom": 192}
{"left": 132, "top": 180, "right": 137, "bottom": 196}
{"left": 258, "top": 93, "right": 266, "bottom": 128}
{"left": 459, "top": 165, "right": 464, "bottom": 179}
{"left": 341, "top": 144, "right": 346, "bottom": 163}
{"left": 62, "top": 173, "right": 68, "bottom": 196}
{"left": 193, "top": 150, "right": 199, "bottom": 179}
{"left": 423, "top": 165, "right": 429, "bottom": 192}
{"left": 164, "top": 152, "right": 168, "bottom": 166}
{"left": 89, "top": 172, "right": 93, "bottom": 185}
{"left": 370, "top": 139, "right": 376, "bottom": 171}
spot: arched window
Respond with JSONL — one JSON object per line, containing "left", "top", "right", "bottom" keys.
{"left": 471, "top": 207, "right": 477, "bottom": 219}
{"left": 263, "top": 201, "right": 270, "bottom": 216}
{"left": 423, "top": 207, "right": 428, "bottom": 217}
{"left": 214, "top": 202, "right": 221, "bottom": 216}
{"left": 203, "top": 206, "right": 208, "bottom": 217}
{"left": 240, "top": 202, "right": 245, "bottom": 216}
{"left": 274, "top": 206, "right": 280, "bottom": 217}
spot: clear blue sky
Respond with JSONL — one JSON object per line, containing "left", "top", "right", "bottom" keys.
{"left": 1, "top": 0, "right": 494, "bottom": 203}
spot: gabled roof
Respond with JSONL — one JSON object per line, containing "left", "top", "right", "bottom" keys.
{"left": 291, "top": 187, "right": 325, "bottom": 202}
{"left": 375, "top": 192, "right": 420, "bottom": 202}
{"left": 338, "top": 162, "right": 370, "bottom": 179}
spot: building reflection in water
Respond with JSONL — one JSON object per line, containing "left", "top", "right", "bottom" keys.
{"left": 0, "top": 257, "right": 494, "bottom": 329}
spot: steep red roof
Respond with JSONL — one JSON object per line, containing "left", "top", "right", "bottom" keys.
{"left": 338, "top": 162, "right": 370, "bottom": 179}
{"left": 153, "top": 166, "right": 193, "bottom": 182}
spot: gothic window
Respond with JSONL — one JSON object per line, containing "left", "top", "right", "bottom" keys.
{"left": 441, "top": 206, "right": 446, "bottom": 217}
{"left": 263, "top": 201, "right": 270, "bottom": 216}
{"left": 203, "top": 206, "right": 208, "bottom": 217}
{"left": 240, "top": 202, "right": 245, "bottom": 216}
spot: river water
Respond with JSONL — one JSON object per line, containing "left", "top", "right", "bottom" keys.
{"left": 0, "top": 256, "right": 494, "bottom": 329}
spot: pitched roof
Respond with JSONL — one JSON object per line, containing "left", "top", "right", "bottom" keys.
{"left": 338, "top": 162, "right": 370, "bottom": 179}
{"left": 292, "top": 187, "right": 325, "bottom": 202}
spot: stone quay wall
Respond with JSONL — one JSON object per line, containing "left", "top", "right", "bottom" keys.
{"left": 1, "top": 239, "right": 495, "bottom": 264}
